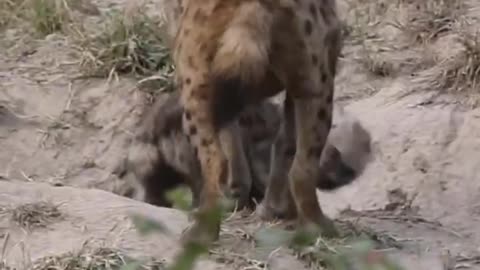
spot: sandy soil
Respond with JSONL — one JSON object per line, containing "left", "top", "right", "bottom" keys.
{"left": 1, "top": 0, "right": 480, "bottom": 269}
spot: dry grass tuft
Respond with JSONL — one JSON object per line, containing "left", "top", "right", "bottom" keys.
{"left": 393, "top": 0, "right": 464, "bottom": 44}
{"left": 0, "top": 0, "right": 27, "bottom": 29}
{"left": 357, "top": 50, "right": 395, "bottom": 77}
{"left": 31, "top": 246, "right": 166, "bottom": 270}
{"left": 357, "top": 45, "right": 438, "bottom": 78}
{"left": 410, "top": 31, "right": 480, "bottom": 106}
{"left": 335, "top": 220, "right": 403, "bottom": 250}
{"left": 0, "top": 0, "right": 73, "bottom": 35}
{"left": 0, "top": 0, "right": 100, "bottom": 33}
{"left": 0, "top": 0, "right": 16, "bottom": 29}
{"left": 295, "top": 220, "right": 403, "bottom": 269}
{"left": 72, "top": 7, "right": 174, "bottom": 88}
{"left": 10, "top": 201, "right": 63, "bottom": 230}
{"left": 27, "top": 0, "right": 72, "bottom": 36}
{"left": 254, "top": 219, "right": 403, "bottom": 270}
{"left": 342, "top": 0, "right": 390, "bottom": 44}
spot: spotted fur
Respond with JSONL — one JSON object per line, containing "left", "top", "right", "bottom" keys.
{"left": 171, "top": 0, "right": 346, "bottom": 242}
{"left": 118, "top": 92, "right": 372, "bottom": 216}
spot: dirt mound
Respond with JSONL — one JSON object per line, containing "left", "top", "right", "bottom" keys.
{"left": 0, "top": 181, "right": 447, "bottom": 270}
{"left": 0, "top": 181, "right": 202, "bottom": 268}
{"left": 1, "top": 0, "right": 480, "bottom": 269}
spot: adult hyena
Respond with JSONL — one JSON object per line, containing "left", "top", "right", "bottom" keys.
{"left": 171, "top": 0, "right": 350, "bottom": 243}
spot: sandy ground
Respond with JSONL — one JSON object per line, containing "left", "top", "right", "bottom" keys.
{"left": 1, "top": 0, "right": 480, "bottom": 269}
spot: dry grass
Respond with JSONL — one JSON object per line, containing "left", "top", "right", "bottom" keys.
{"left": 410, "top": 30, "right": 480, "bottom": 106}
{"left": 0, "top": 0, "right": 475, "bottom": 268}
{"left": 0, "top": 0, "right": 72, "bottom": 35}
{"left": 0, "top": 0, "right": 174, "bottom": 92}
{"left": 342, "top": 1, "right": 401, "bottom": 78}
{"left": 356, "top": 45, "right": 438, "bottom": 78}
{"left": 444, "top": 32, "right": 480, "bottom": 94}
{"left": 0, "top": 0, "right": 19, "bottom": 29}
{"left": 342, "top": 0, "right": 391, "bottom": 44}
{"left": 0, "top": 0, "right": 31, "bottom": 29}
{"left": 31, "top": 246, "right": 166, "bottom": 270}
{"left": 320, "top": 241, "right": 403, "bottom": 270}
{"left": 72, "top": 7, "right": 174, "bottom": 86}
{"left": 27, "top": 0, "right": 72, "bottom": 36}
{"left": 9, "top": 201, "right": 63, "bottom": 230}
{"left": 344, "top": 0, "right": 475, "bottom": 102}
{"left": 128, "top": 207, "right": 405, "bottom": 270}
{"left": 392, "top": 0, "right": 464, "bottom": 44}
{"left": 357, "top": 50, "right": 395, "bottom": 77}
{"left": 253, "top": 219, "right": 404, "bottom": 270}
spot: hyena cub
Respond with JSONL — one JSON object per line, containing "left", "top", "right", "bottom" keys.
{"left": 123, "top": 91, "right": 281, "bottom": 209}
{"left": 174, "top": 0, "right": 345, "bottom": 242}
{"left": 121, "top": 91, "right": 372, "bottom": 217}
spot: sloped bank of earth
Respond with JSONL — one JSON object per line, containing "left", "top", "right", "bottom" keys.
{"left": 0, "top": 181, "right": 459, "bottom": 270}
{"left": 0, "top": 30, "right": 148, "bottom": 194}
{"left": 322, "top": 89, "right": 480, "bottom": 269}
{"left": 1, "top": 1, "right": 480, "bottom": 270}
{"left": 1, "top": 85, "right": 480, "bottom": 270}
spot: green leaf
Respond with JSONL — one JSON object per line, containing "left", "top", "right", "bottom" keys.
{"left": 254, "top": 227, "right": 293, "bottom": 248}
{"left": 167, "top": 242, "right": 209, "bottom": 270}
{"left": 119, "top": 261, "right": 143, "bottom": 270}
{"left": 129, "top": 213, "right": 170, "bottom": 236}
{"left": 165, "top": 187, "right": 193, "bottom": 211}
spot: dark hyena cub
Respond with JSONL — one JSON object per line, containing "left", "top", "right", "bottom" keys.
{"left": 119, "top": 91, "right": 280, "bottom": 209}
{"left": 117, "top": 91, "right": 373, "bottom": 214}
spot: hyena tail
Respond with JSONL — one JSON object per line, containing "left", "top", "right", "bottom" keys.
{"left": 210, "top": 2, "right": 274, "bottom": 130}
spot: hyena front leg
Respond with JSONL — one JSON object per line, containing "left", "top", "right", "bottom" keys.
{"left": 287, "top": 91, "right": 338, "bottom": 237}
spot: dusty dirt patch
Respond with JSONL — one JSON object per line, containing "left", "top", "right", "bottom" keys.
{"left": 1, "top": 0, "right": 480, "bottom": 269}
{"left": 8, "top": 201, "right": 64, "bottom": 230}
{"left": 0, "top": 181, "right": 445, "bottom": 270}
{"left": 31, "top": 246, "right": 166, "bottom": 270}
